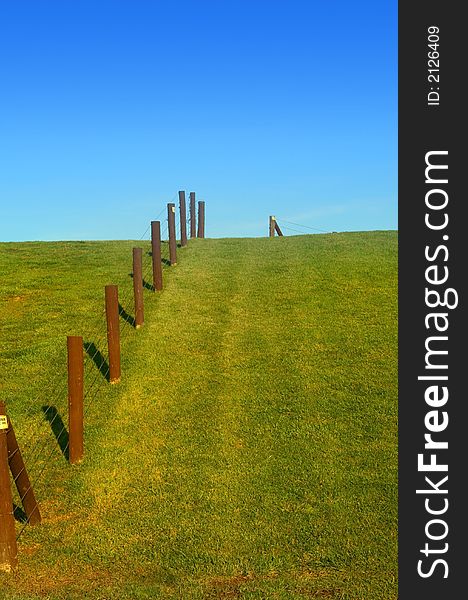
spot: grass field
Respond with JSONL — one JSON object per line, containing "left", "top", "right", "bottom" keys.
{"left": 0, "top": 231, "right": 397, "bottom": 599}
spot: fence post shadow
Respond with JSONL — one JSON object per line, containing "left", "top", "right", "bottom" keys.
{"left": 41, "top": 405, "right": 69, "bottom": 460}
{"left": 118, "top": 302, "right": 136, "bottom": 328}
{"left": 128, "top": 272, "right": 154, "bottom": 291}
{"left": 83, "top": 341, "right": 110, "bottom": 382}
{"left": 13, "top": 503, "right": 27, "bottom": 524}
{"left": 147, "top": 246, "right": 172, "bottom": 271}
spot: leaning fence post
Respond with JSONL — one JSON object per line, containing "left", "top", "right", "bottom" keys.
{"left": 269, "top": 216, "right": 275, "bottom": 237}
{"left": 67, "top": 336, "right": 84, "bottom": 464}
{"left": 151, "top": 221, "right": 163, "bottom": 291}
{"left": 189, "top": 192, "right": 196, "bottom": 239}
{"left": 274, "top": 221, "right": 283, "bottom": 236}
{"left": 7, "top": 416, "right": 41, "bottom": 525}
{"left": 179, "top": 191, "right": 188, "bottom": 247}
{"left": 133, "top": 248, "right": 144, "bottom": 328}
{"left": 105, "top": 285, "right": 121, "bottom": 384}
{"left": 168, "top": 203, "right": 177, "bottom": 266}
{"left": 197, "top": 201, "right": 205, "bottom": 238}
{"left": 0, "top": 401, "right": 18, "bottom": 572}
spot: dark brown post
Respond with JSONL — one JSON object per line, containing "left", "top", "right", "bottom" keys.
{"left": 168, "top": 203, "right": 177, "bottom": 266}
{"left": 151, "top": 221, "right": 163, "bottom": 291}
{"left": 133, "top": 248, "right": 144, "bottom": 328}
{"left": 197, "top": 201, "right": 205, "bottom": 238}
{"left": 189, "top": 192, "right": 196, "bottom": 238}
{"left": 67, "top": 336, "right": 84, "bottom": 464}
{"left": 105, "top": 285, "right": 121, "bottom": 384}
{"left": 274, "top": 221, "right": 283, "bottom": 236}
{"left": 269, "top": 216, "right": 275, "bottom": 237}
{"left": 7, "top": 418, "right": 41, "bottom": 525}
{"left": 0, "top": 401, "right": 17, "bottom": 572}
{"left": 178, "top": 191, "right": 188, "bottom": 247}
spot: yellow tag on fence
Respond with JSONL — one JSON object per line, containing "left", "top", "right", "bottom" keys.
{"left": 0, "top": 415, "right": 8, "bottom": 430}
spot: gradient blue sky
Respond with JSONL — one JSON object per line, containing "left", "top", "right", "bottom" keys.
{"left": 0, "top": 0, "right": 397, "bottom": 241}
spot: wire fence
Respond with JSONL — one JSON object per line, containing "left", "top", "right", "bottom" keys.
{"left": 2, "top": 198, "right": 325, "bottom": 567}
{"left": 0, "top": 192, "right": 203, "bottom": 551}
{"left": 273, "top": 216, "right": 332, "bottom": 236}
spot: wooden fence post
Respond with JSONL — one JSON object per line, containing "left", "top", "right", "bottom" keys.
{"left": 151, "top": 221, "right": 163, "bottom": 291}
{"left": 0, "top": 401, "right": 18, "bottom": 572}
{"left": 133, "top": 248, "right": 144, "bottom": 328}
{"left": 269, "top": 216, "right": 275, "bottom": 237}
{"left": 189, "top": 192, "right": 196, "bottom": 239}
{"left": 7, "top": 416, "right": 41, "bottom": 525}
{"left": 274, "top": 221, "right": 283, "bottom": 236}
{"left": 105, "top": 285, "right": 121, "bottom": 384}
{"left": 197, "top": 201, "right": 205, "bottom": 238}
{"left": 168, "top": 203, "right": 177, "bottom": 266}
{"left": 67, "top": 336, "right": 84, "bottom": 464}
{"left": 179, "top": 191, "right": 188, "bottom": 247}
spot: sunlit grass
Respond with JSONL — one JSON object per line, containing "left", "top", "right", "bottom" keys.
{"left": 0, "top": 232, "right": 397, "bottom": 599}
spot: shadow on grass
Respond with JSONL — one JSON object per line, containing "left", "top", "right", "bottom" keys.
{"left": 13, "top": 503, "right": 27, "bottom": 524}
{"left": 41, "top": 406, "right": 69, "bottom": 461}
{"left": 145, "top": 251, "right": 172, "bottom": 267}
{"left": 84, "top": 341, "right": 110, "bottom": 382}
{"left": 118, "top": 303, "right": 136, "bottom": 328}
{"left": 128, "top": 272, "right": 154, "bottom": 291}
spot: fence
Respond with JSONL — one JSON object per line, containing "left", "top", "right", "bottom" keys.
{"left": 0, "top": 192, "right": 206, "bottom": 572}
{"left": 268, "top": 215, "right": 331, "bottom": 237}
{"left": 1, "top": 199, "right": 332, "bottom": 571}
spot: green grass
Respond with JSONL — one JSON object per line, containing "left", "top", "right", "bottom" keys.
{"left": 0, "top": 232, "right": 397, "bottom": 599}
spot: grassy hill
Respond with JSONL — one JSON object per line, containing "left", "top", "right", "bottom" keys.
{"left": 0, "top": 232, "right": 397, "bottom": 600}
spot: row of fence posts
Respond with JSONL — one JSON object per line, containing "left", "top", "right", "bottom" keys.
{"left": 0, "top": 192, "right": 205, "bottom": 572}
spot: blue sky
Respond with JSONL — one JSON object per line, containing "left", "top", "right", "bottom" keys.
{"left": 0, "top": 0, "right": 397, "bottom": 241}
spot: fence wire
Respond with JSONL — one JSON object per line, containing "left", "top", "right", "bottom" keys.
{"left": 274, "top": 217, "right": 331, "bottom": 235}
{"left": 12, "top": 194, "right": 189, "bottom": 540}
